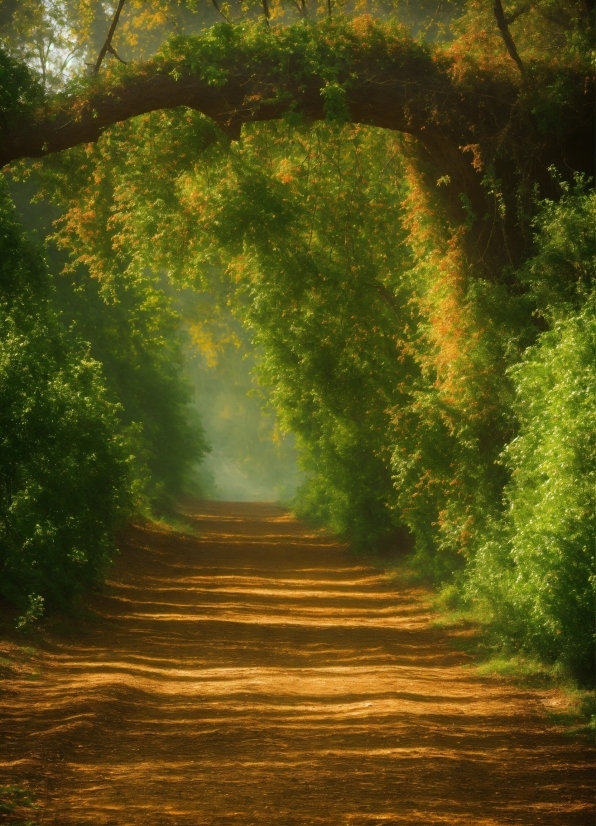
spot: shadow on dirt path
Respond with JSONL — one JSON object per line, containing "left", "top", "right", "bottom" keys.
{"left": 1, "top": 501, "right": 594, "bottom": 825}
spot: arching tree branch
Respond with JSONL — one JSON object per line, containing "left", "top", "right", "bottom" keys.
{"left": 0, "top": 40, "right": 485, "bottom": 173}
{"left": 0, "top": 21, "right": 591, "bottom": 275}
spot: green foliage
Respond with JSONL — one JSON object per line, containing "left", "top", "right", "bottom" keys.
{"left": 0, "top": 46, "right": 43, "bottom": 128}
{"left": 0, "top": 783, "right": 37, "bottom": 823}
{"left": 185, "top": 120, "right": 417, "bottom": 547}
{"left": 468, "top": 297, "right": 596, "bottom": 682}
{"left": 53, "top": 267, "right": 209, "bottom": 507}
{"left": 519, "top": 178, "right": 596, "bottom": 318}
{"left": 219, "top": 123, "right": 415, "bottom": 547}
{"left": 155, "top": 16, "right": 436, "bottom": 119}
{"left": 11, "top": 129, "right": 212, "bottom": 508}
{"left": 15, "top": 593, "right": 44, "bottom": 629}
{"left": 390, "top": 270, "right": 535, "bottom": 580}
{"left": 0, "top": 181, "right": 132, "bottom": 610}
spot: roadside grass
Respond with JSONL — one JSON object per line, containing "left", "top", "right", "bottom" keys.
{"left": 143, "top": 504, "right": 203, "bottom": 539}
{"left": 383, "top": 563, "right": 596, "bottom": 739}
{"left": 469, "top": 650, "right": 595, "bottom": 737}
{"left": 150, "top": 513, "right": 202, "bottom": 537}
{"left": 0, "top": 784, "right": 37, "bottom": 826}
{"left": 433, "top": 588, "right": 596, "bottom": 738}
{"left": 0, "top": 635, "right": 42, "bottom": 682}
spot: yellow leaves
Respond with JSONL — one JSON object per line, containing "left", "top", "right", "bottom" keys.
{"left": 188, "top": 320, "right": 242, "bottom": 368}
{"left": 273, "top": 156, "right": 298, "bottom": 185}
{"left": 189, "top": 322, "right": 220, "bottom": 368}
{"left": 271, "top": 421, "right": 283, "bottom": 446}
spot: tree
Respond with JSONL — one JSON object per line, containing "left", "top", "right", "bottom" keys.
{"left": 0, "top": 16, "right": 593, "bottom": 273}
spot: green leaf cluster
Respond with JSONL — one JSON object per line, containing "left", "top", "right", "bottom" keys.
{"left": 0, "top": 179, "right": 132, "bottom": 610}
{"left": 467, "top": 188, "right": 596, "bottom": 682}
{"left": 0, "top": 46, "right": 43, "bottom": 128}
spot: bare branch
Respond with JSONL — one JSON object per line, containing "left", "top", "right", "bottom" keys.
{"left": 211, "top": 0, "right": 231, "bottom": 22}
{"left": 94, "top": 0, "right": 127, "bottom": 75}
{"left": 106, "top": 43, "right": 127, "bottom": 65}
{"left": 290, "top": 0, "right": 307, "bottom": 17}
{"left": 505, "top": 2, "right": 531, "bottom": 25}
{"left": 424, "top": 0, "right": 444, "bottom": 34}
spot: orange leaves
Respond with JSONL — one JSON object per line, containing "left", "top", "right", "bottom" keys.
{"left": 459, "top": 144, "right": 484, "bottom": 173}
{"left": 351, "top": 14, "right": 375, "bottom": 39}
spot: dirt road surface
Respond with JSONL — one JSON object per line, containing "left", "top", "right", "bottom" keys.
{"left": 1, "top": 501, "right": 593, "bottom": 825}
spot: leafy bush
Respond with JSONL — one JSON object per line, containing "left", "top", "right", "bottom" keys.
{"left": 466, "top": 186, "right": 596, "bottom": 682}
{"left": 469, "top": 302, "right": 596, "bottom": 681}
{"left": 53, "top": 266, "right": 209, "bottom": 508}
{"left": 0, "top": 46, "right": 43, "bottom": 129}
{"left": 0, "top": 182, "right": 132, "bottom": 610}
{"left": 519, "top": 178, "right": 595, "bottom": 318}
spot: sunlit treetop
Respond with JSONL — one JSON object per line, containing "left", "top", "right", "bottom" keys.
{"left": 0, "top": 0, "right": 592, "bottom": 285}
{"left": 0, "top": 0, "right": 591, "bottom": 92}
{"left": 0, "top": 0, "right": 467, "bottom": 89}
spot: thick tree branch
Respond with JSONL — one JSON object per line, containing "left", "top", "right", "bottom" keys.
{"left": 0, "top": 23, "right": 591, "bottom": 277}
{"left": 2, "top": 66, "right": 484, "bottom": 235}
{"left": 1, "top": 52, "right": 467, "bottom": 168}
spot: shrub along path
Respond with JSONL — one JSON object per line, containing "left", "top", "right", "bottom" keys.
{"left": 0, "top": 501, "right": 593, "bottom": 825}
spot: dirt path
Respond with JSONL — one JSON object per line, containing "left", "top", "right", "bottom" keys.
{"left": 1, "top": 501, "right": 593, "bottom": 826}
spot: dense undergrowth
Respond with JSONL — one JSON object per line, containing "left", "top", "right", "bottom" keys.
{"left": 0, "top": 180, "right": 131, "bottom": 611}
{"left": 0, "top": 154, "right": 208, "bottom": 617}
{"left": 0, "top": 0, "right": 594, "bottom": 685}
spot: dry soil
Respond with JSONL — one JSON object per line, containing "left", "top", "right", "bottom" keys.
{"left": 0, "top": 500, "right": 594, "bottom": 825}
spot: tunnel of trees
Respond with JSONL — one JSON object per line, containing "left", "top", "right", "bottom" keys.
{"left": 0, "top": 0, "right": 594, "bottom": 681}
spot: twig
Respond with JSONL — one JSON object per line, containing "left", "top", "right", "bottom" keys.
{"left": 211, "top": 0, "right": 231, "bottom": 22}
{"left": 94, "top": 0, "right": 127, "bottom": 74}
{"left": 424, "top": 0, "right": 444, "bottom": 34}
{"left": 291, "top": 0, "right": 307, "bottom": 16}
{"left": 505, "top": 2, "right": 531, "bottom": 25}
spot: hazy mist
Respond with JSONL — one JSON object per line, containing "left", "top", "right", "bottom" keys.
{"left": 181, "top": 292, "right": 303, "bottom": 502}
